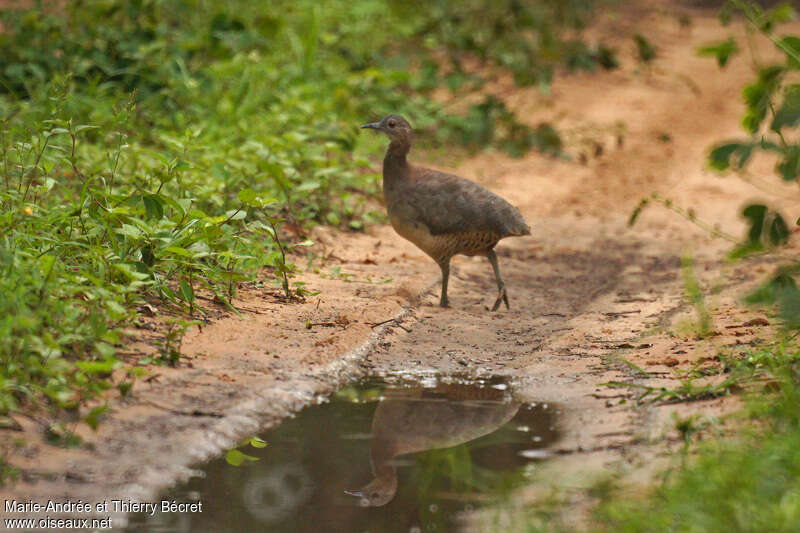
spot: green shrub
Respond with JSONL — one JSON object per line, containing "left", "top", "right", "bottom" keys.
{"left": 0, "top": 0, "right": 605, "bottom": 417}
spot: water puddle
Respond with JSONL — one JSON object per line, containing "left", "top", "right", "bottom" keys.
{"left": 127, "top": 375, "right": 561, "bottom": 532}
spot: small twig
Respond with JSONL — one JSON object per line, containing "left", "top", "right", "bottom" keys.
{"left": 590, "top": 393, "right": 632, "bottom": 399}
{"left": 368, "top": 318, "right": 411, "bottom": 332}
{"left": 735, "top": 168, "right": 800, "bottom": 202}
{"left": 649, "top": 193, "right": 738, "bottom": 242}
{"left": 306, "top": 321, "right": 347, "bottom": 329}
{"left": 604, "top": 310, "right": 641, "bottom": 318}
{"left": 267, "top": 218, "right": 291, "bottom": 298}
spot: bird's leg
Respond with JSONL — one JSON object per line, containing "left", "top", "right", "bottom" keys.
{"left": 487, "top": 249, "right": 509, "bottom": 311}
{"left": 439, "top": 260, "right": 450, "bottom": 308}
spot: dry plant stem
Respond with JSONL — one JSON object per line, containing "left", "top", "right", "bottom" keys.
{"left": 652, "top": 193, "right": 799, "bottom": 263}
{"left": 368, "top": 318, "right": 411, "bottom": 332}
{"left": 649, "top": 193, "right": 738, "bottom": 242}
{"left": 736, "top": 168, "right": 800, "bottom": 201}
{"left": 731, "top": 0, "right": 800, "bottom": 66}
{"left": 268, "top": 219, "right": 291, "bottom": 298}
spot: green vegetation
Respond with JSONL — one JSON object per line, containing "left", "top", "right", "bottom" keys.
{"left": 572, "top": 2, "right": 800, "bottom": 531}
{"left": 0, "top": 0, "right": 613, "bottom": 423}
{"left": 512, "top": 346, "right": 800, "bottom": 533}
{"left": 594, "top": 343, "right": 800, "bottom": 532}
{"left": 225, "top": 435, "right": 267, "bottom": 466}
{"left": 704, "top": 0, "right": 798, "bottom": 261}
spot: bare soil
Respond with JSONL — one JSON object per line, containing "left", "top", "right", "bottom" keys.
{"left": 3, "top": 1, "right": 800, "bottom": 528}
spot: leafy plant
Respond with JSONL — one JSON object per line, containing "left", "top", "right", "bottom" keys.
{"left": 594, "top": 343, "right": 800, "bottom": 533}
{"left": 681, "top": 256, "right": 714, "bottom": 338}
{"left": 150, "top": 318, "right": 201, "bottom": 367}
{"left": 633, "top": 34, "right": 656, "bottom": 64}
{"left": 0, "top": 0, "right": 612, "bottom": 424}
{"left": 699, "top": 0, "right": 800, "bottom": 329}
{"left": 225, "top": 436, "right": 267, "bottom": 466}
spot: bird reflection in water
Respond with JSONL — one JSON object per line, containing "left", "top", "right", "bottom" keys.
{"left": 345, "top": 381, "right": 521, "bottom": 507}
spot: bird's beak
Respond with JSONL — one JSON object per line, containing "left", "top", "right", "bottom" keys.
{"left": 360, "top": 122, "right": 380, "bottom": 130}
{"left": 344, "top": 489, "right": 370, "bottom": 507}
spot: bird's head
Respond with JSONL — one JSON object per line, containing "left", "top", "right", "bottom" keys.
{"left": 360, "top": 114, "right": 413, "bottom": 143}
{"left": 344, "top": 473, "right": 398, "bottom": 507}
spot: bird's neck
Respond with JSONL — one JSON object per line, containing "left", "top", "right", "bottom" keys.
{"left": 367, "top": 447, "right": 398, "bottom": 499}
{"left": 383, "top": 140, "right": 410, "bottom": 184}
{"left": 372, "top": 461, "right": 397, "bottom": 480}
{"left": 371, "top": 435, "right": 393, "bottom": 468}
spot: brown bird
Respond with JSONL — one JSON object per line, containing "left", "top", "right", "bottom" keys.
{"left": 344, "top": 383, "right": 520, "bottom": 507}
{"left": 361, "top": 114, "right": 530, "bottom": 310}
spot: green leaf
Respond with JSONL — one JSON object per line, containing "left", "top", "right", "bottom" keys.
{"left": 768, "top": 4, "right": 795, "bottom": 26}
{"left": 779, "top": 36, "right": 800, "bottom": 69}
{"left": 742, "top": 66, "right": 784, "bottom": 133}
{"left": 532, "top": 123, "right": 563, "bottom": 155}
{"left": 118, "top": 382, "right": 133, "bottom": 397}
{"left": 769, "top": 213, "right": 790, "bottom": 246}
{"left": 743, "top": 204, "right": 767, "bottom": 244}
{"left": 595, "top": 44, "right": 619, "bottom": 70}
{"left": 74, "top": 124, "right": 99, "bottom": 133}
{"left": 224, "top": 209, "right": 247, "bottom": 221}
{"left": 225, "top": 449, "right": 259, "bottom": 466}
{"left": 84, "top": 405, "right": 108, "bottom": 430}
{"left": 746, "top": 271, "right": 797, "bottom": 305}
{"left": 76, "top": 356, "right": 120, "bottom": 376}
{"left": 93, "top": 342, "right": 117, "bottom": 360}
{"left": 38, "top": 254, "right": 56, "bottom": 279}
{"left": 164, "top": 246, "right": 194, "bottom": 257}
{"left": 629, "top": 198, "right": 649, "bottom": 226}
{"left": 771, "top": 85, "right": 800, "bottom": 130}
{"left": 633, "top": 34, "right": 656, "bottom": 63}
{"left": 119, "top": 224, "right": 143, "bottom": 240}
{"left": 697, "top": 37, "right": 738, "bottom": 68}
{"left": 142, "top": 194, "right": 164, "bottom": 220}
{"left": 104, "top": 300, "right": 127, "bottom": 317}
{"left": 741, "top": 204, "right": 790, "bottom": 249}
{"left": 179, "top": 280, "right": 195, "bottom": 304}
{"left": 159, "top": 195, "right": 187, "bottom": 218}
{"left": 747, "top": 267, "right": 800, "bottom": 329}
{"left": 709, "top": 142, "right": 753, "bottom": 171}
{"left": 112, "top": 262, "right": 151, "bottom": 282}
{"left": 778, "top": 283, "right": 800, "bottom": 329}
{"left": 238, "top": 188, "right": 257, "bottom": 206}
{"left": 777, "top": 145, "right": 800, "bottom": 181}
{"left": 247, "top": 436, "right": 267, "bottom": 448}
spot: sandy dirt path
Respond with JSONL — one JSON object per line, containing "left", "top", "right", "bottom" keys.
{"left": 3, "top": 2, "right": 798, "bottom": 527}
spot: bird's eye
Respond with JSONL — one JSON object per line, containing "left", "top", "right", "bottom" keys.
{"left": 388, "top": 120, "right": 396, "bottom": 128}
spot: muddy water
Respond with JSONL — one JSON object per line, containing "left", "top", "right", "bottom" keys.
{"left": 126, "top": 376, "right": 560, "bottom": 532}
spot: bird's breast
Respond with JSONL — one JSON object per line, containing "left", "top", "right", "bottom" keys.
{"left": 388, "top": 213, "right": 439, "bottom": 256}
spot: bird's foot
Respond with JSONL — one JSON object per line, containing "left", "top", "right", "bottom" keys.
{"left": 440, "top": 297, "right": 450, "bottom": 308}
{"left": 491, "top": 286, "right": 509, "bottom": 312}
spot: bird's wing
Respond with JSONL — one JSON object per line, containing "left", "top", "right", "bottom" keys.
{"left": 404, "top": 168, "right": 530, "bottom": 237}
